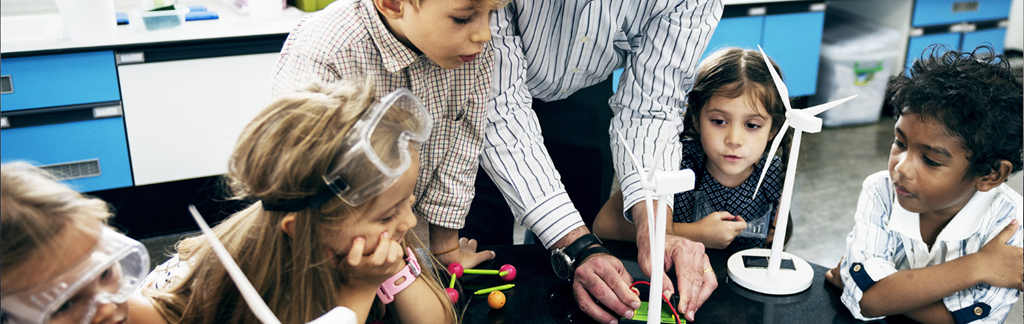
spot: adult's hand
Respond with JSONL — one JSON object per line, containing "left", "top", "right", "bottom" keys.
{"left": 573, "top": 253, "right": 641, "bottom": 324}
{"left": 633, "top": 202, "right": 716, "bottom": 322}
{"left": 638, "top": 234, "right": 716, "bottom": 322}
{"left": 429, "top": 224, "right": 495, "bottom": 268}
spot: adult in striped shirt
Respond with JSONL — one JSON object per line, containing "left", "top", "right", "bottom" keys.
{"left": 451, "top": 0, "right": 724, "bottom": 322}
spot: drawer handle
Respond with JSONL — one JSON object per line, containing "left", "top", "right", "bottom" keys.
{"left": 952, "top": 1, "right": 979, "bottom": 13}
{"left": 0, "top": 101, "right": 122, "bottom": 129}
{"left": 1, "top": 75, "right": 12, "bottom": 94}
{"left": 40, "top": 159, "right": 102, "bottom": 181}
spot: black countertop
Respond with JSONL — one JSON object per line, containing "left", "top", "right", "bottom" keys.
{"left": 455, "top": 241, "right": 904, "bottom": 324}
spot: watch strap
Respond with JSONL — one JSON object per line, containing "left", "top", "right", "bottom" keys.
{"left": 573, "top": 246, "right": 611, "bottom": 269}
{"left": 564, "top": 233, "right": 602, "bottom": 264}
{"left": 376, "top": 247, "right": 421, "bottom": 304}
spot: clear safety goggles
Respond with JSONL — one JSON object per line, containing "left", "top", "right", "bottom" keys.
{"left": 323, "top": 88, "right": 432, "bottom": 207}
{"left": 1, "top": 227, "right": 150, "bottom": 324}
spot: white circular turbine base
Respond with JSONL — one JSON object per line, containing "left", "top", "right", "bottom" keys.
{"left": 727, "top": 248, "right": 813, "bottom": 295}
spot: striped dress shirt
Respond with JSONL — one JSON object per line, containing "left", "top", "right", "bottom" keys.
{"left": 839, "top": 171, "right": 1023, "bottom": 323}
{"left": 486, "top": 0, "right": 723, "bottom": 247}
{"left": 271, "top": 0, "right": 493, "bottom": 229}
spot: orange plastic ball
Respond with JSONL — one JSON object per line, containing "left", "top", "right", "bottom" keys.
{"left": 487, "top": 291, "right": 506, "bottom": 309}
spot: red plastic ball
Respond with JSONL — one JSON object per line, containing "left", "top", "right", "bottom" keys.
{"left": 445, "top": 288, "right": 459, "bottom": 304}
{"left": 499, "top": 264, "right": 517, "bottom": 281}
{"left": 487, "top": 291, "right": 506, "bottom": 309}
{"left": 448, "top": 262, "right": 464, "bottom": 279}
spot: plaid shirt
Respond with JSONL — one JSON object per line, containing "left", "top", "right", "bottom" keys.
{"left": 839, "top": 171, "right": 1023, "bottom": 323}
{"left": 271, "top": 0, "right": 493, "bottom": 229}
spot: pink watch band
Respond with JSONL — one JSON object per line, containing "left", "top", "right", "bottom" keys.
{"left": 376, "top": 247, "right": 421, "bottom": 304}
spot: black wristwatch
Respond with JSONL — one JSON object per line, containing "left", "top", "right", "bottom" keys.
{"left": 550, "top": 234, "right": 610, "bottom": 280}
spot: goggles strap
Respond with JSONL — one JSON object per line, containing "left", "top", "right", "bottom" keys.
{"left": 261, "top": 187, "right": 336, "bottom": 212}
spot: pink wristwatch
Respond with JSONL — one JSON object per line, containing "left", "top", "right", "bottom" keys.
{"left": 376, "top": 247, "right": 422, "bottom": 304}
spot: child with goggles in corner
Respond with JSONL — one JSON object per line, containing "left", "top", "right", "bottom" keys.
{"left": 140, "top": 81, "right": 455, "bottom": 324}
{"left": 0, "top": 162, "right": 165, "bottom": 324}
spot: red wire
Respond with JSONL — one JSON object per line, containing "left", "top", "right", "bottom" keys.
{"left": 629, "top": 281, "right": 683, "bottom": 324}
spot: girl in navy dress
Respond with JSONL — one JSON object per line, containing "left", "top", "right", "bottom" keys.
{"left": 594, "top": 47, "right": 792, "bottom": 250}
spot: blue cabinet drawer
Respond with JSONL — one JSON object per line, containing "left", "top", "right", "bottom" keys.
{"left": 0, "top": 117, "right": 133, "bottom": 192}
{"left": 763, "top": 11, "right": 825, "bottom": 98}
{"left": 702, "top": 16, "right": 764, "bottom": 61}
{"left": 905, "top": 33, "right": 961, "bottom": 73}
{"left": 961, "top": 28, "right": 1006, "bottom": 54}
{"left": 0, "top": 51, "right": 121, "bottom": 112}
{"left": 912, "top": 0, "right": 1012, "bottom": 27}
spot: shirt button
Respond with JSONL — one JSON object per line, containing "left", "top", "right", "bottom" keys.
{"left": 853, "top": 264, "right": 862, "bottom": 272}
{"left": 580, "top": 36, "right": 589, "bottom": 43}
{"left": 570, "top": 68, "right": 579, "bottom": 73}
{"left": 974, "top": 307, "right": 983, "bottom": 316}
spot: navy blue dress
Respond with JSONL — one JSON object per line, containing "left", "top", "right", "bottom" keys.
{"left": 672, "top": 138, "right": 784, "bottom": 249}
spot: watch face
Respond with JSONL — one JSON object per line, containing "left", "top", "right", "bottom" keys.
{"left": 550, "top": 250, "right": 573, "bottom": 280}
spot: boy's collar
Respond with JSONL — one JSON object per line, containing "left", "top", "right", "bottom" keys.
{"left": 890, "top": 187, "right": 996, "bottom": 242}
{"left": 361, "top": 0, "right": 419, "bottom": 73}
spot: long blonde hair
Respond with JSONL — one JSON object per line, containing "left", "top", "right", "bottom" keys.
{"left": 0, "top": 162, "right": 113, "bottom": 292}
{"left": 144, "top": 81, "right": 456, "bottom": 324}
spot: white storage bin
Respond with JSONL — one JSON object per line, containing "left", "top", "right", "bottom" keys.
{"left": 812, "top": 9, "right": 902, "bottom": 127}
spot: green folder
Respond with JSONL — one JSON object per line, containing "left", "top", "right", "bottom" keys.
{"left": 624, "top": 301, "right": 684, "bottom": 323}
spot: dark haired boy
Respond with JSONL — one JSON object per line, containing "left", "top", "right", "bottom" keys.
{"left": 825, "top": 45, "right": 1024, "bottom": 323}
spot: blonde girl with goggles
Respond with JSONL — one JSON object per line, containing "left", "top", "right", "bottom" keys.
{"left": 1, "top": 162, "right": 160, "bottom": 324}
{"left": 141, "top": 81, "right": 458, "bottom": 324}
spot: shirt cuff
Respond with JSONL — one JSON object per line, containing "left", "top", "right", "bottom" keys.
{"left": 948, "top": 302, "right": 992, "bottom": 324}
{"left": 620, "top": 172, "right": 645, "bottom": 224}
{"left": 840, "top": 258, "right": 898, "bottom": 321}
{"left": 521, "top": 191, "right": 586, "bottom": 249}
{"left": 415, "top": 189, "right": 472, "bottom": 230}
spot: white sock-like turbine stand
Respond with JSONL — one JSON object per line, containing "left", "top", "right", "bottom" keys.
{"left": 725, "top": 46, "right": 858, "bottom": 295}
{"left": 616, "top": 131, "right": 696, "bottom": 323}
{"left": 188, "top": 205, "right": 358, "bottom": 324}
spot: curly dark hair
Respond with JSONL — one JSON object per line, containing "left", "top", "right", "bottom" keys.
{"left": 684, "top": 47, "right": 793, "bottom": 165}
{"left": 888, "top": 44, "right": 1024, "bottom": 179}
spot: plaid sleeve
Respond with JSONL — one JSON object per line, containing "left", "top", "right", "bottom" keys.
{"left": 414, "top": 45, "right": 493, "bottom": 229}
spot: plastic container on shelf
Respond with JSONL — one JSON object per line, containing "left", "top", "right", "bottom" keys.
{"left": 128, "top": 4, "right": 190, "bottom": 31}
{"left": 811, "top": 9, "right": 903, "bottom": 127}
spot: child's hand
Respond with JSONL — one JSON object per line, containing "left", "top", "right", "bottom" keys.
{"left": 975, "top": 219, "right": 1024, "bottom": 291}
{"left": 331, "top": 232, "right": 408, "bottom": 292}
{"left": 696, "top": 211, "right": 747, "bottom": 249}
{"left": 824, "top": 257, "right": 844, "bottom": 289}
{"left": 434, "top": 237, "right": 496, "bottom": 269}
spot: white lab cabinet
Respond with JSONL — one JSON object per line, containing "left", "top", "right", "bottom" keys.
{"left": 119, "top": 53, "right": 278, "bottom": 185}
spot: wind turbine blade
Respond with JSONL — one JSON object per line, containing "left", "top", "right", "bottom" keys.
{"left": 751, "top": 119, "right": 789, "bottom": 200}
{"left": 757, "top": 45, "right": 791, "bottom": 111}
{"left": 617, "top": 130, "right": 647, "bottom": 180}
{"left": 188, "top": 205, "right": 283, "bottom": 324}
{"left": 803, "top": 95, "right": 858, "bottom": 116}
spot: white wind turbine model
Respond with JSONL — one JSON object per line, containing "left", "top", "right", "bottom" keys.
{"left": 726, "top": 46, "right": 858, "bottom": 295}
{"left": 616, "top": 131, "right": 696, "bottom": 324}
